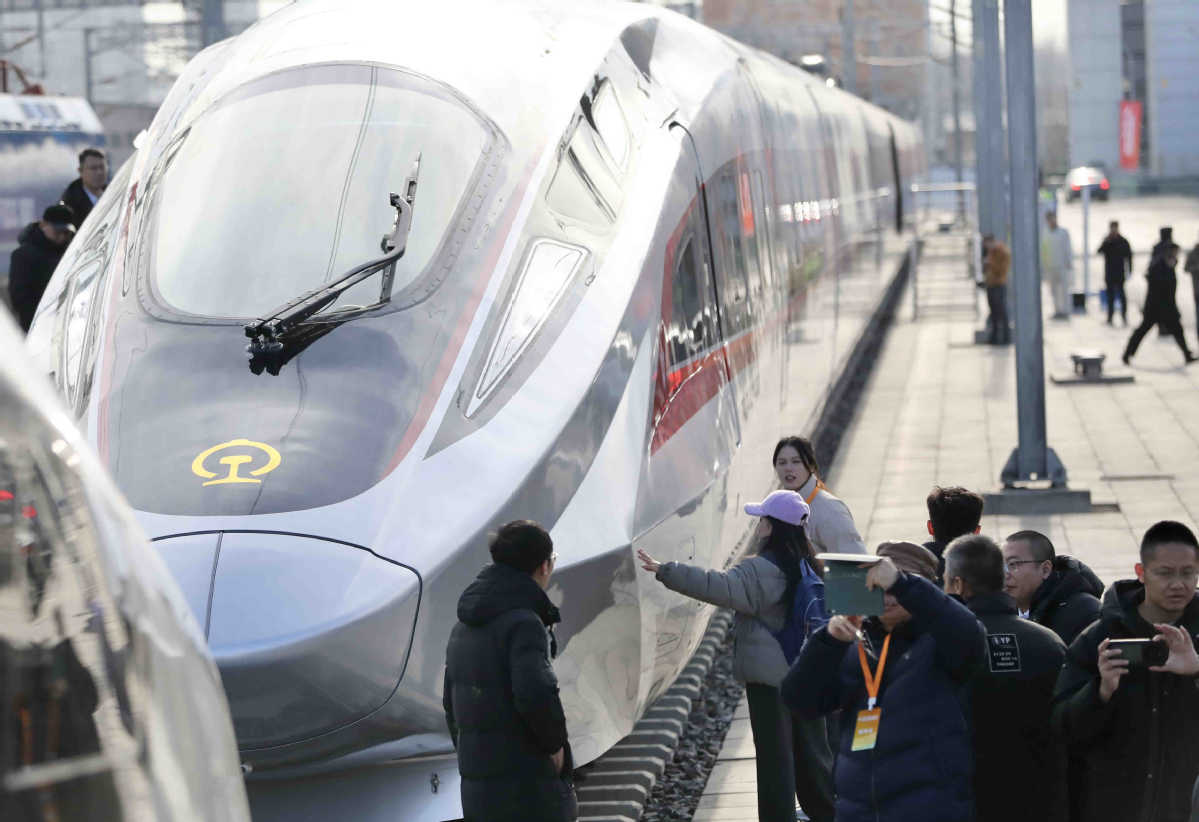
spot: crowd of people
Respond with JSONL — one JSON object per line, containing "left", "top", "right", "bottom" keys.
{"left": 441, "top": 435, "right": 1199, "bottom": 822}
{"left": 979, "top": 211, "right": 1199, "bottom": 368}
{"left": 6, "top": 148, "right": 108, "bottom": 331}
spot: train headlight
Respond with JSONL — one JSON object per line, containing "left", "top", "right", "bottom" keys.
{"left": 467, "top": 238, "right": 586, "bottom": 417}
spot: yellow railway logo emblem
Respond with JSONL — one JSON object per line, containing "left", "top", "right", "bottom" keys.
{"left": 191, "top": 439, "right": 281, "bottom": 487}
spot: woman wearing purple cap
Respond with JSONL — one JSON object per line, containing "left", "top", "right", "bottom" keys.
{"left": 637, "top": 490, "right": 834, "bottom": 822}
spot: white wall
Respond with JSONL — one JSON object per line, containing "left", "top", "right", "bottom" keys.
{"left": 1066, "top": 0, "right": 1122, "bottom": 171}
{"left": 1146, "top": 0, "right": 1199, "bottom": 176}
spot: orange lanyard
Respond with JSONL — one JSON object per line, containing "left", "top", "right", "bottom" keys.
{"left": 804, "top": 479, "right": 827, "bottom": 505}
{"left": 857, "top": 633, "right": 891, "bottom": 710}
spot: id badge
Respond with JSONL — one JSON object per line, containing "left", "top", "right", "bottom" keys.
{"left": 851, "top": 708, "right": 881, "bottom": 752}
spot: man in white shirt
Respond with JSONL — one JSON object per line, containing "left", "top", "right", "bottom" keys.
{"left": 1041, "top": 211, "right": 1073, "bottom": 319}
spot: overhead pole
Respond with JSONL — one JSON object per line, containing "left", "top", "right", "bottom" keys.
{"left": 985, "top": 0, "right": 1090, "bottom": 514}
{"left": 35, "top": 0, "right": 46, "bottom": 78}
{"left": 841, "top": 0, "right": 856, "bottom": 95}
{"left": 83, "top": 28, "right": 94, "bottom": 105}
{"left": 201, "top": 0, "right": 226, "bottom": 48}
{"left": 979, "top": 0, "right": 1006, "bottom": 241}
{"left": 970, "top": 0, "right": 991, "bottom": 238}
{"left": 950, "top": 0, "right": 965, "bottom": 223}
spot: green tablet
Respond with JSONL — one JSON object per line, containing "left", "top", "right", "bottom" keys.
{"left": 818, "top": 554, "right": 886, "bottom": 616}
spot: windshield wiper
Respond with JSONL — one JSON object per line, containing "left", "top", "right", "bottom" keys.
{"left": 244, "top": 155, "right": 421, "bottom": 359}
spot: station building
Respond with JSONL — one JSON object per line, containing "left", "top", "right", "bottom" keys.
{"left": 1068, "top": 0, "right": 1199, "bottom": 180}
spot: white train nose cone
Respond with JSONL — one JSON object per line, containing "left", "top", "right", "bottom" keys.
{"left": 200, "top": 532, "right": 420, "bottom": 750}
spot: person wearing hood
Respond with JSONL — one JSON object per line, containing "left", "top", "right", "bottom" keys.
{"left": 783, "top": 541, "right": 985, "bottom": 822}
{"left": 1053, "top": 520, "right": 1199, "bottom": 822}
{"left": 638, "top": 491, "right": 835, "bottom": 822}
{"left": 7, "top": 204, "right": 74, "bottom": 332}
{"left": 944, "top": 535, "right": 1067, "bottom": 822}
{"left": 443, "top": 520, "right": 575, "bottom": 822}
{"left": 922, "top": 485, "right": 984, "bottom": 581}
{"left": 1002, "top": 530, "right": 1103, "bottom": 645}
{"left": 59, "top": 148, "right": 107, "bottom": 227}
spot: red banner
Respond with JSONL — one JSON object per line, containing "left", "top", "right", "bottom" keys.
{"left": 1119, "top": 100, "right": 1142, "bottom": 171}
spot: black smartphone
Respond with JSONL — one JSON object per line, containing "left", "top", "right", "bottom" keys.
{"left": 1109, "top": 638, "right": 1169, "bottom": 667}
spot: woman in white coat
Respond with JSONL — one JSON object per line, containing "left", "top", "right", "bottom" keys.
{"left": 774, "top": 436, "right": 866, "bottom": 555}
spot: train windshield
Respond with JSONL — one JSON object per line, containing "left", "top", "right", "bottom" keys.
{"left": 146, "top": 63, "right": 494, "bottom": 319}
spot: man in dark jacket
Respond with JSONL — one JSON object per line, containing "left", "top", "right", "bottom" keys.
{"left": 1124, "top": 242, "right": 1195, "bottom": 364}
{"left": 922, "top": 485, "right": 984, "bottom": 580}
{"left": 7, "top": 204, "right": 74, "bottom": 331}
{"left": 1002, "top": 530, "right": 1103, "bottom": 645}
{"left": 59, "top": 147, "right": 108, "bottom": 227}
{"left": 443, "top": 521, "right": 574, "bottom": 822}
{"left": 784, "top": 541, "right": 985, "bottom": 822}
{"left": 944, "top": 535, "right": 1067, "bottom": 822}
{"left": 1097, "top": 220, "right": 1133, "bottom": 325}
{"left": 1053, "top": 520, "right": 1199, "bottom": 822}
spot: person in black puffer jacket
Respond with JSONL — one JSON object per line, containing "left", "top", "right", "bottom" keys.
{"left": 443, "top": 521, "right": 576, "bottom": 822}
{"left": 944, "top": 535, "right": 1068, "bottom": 822}
{"left": 1053, "top": 521, "right": 1199, "bottom": 822}
{"left": 7, "top": 205, "right": 74, "bottom": 331}
{"left": 784, "top": 541, "right": 985, "bottom": 822}
{"left": 1003, "top": 530, "right": 1104, "bottom": 645}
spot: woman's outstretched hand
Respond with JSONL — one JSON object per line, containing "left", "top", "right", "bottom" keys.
{"left": 636, "top": 549, "right": 661, "bottom": 573}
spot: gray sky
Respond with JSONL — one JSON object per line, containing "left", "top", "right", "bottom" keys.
{"left": 927, "top": 0, "right": 1068, "bottom": 55}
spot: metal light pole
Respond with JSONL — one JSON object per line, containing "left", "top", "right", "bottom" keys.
{"left": 981, "top": 0, "right": 1006, "bottom": 241}
{"left": 1081, "top": 184, "right": 1091, "bottom": 309}
{"left": 986, "top": 0, "right": 1090, "bottom": 513}
{"left": 972, "top": 0, "right": 1005, "bottom": 240}
{"left": 1001, "top": 0, "right": 1058, "bottom": 486}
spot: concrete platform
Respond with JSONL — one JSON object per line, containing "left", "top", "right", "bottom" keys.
{"left": 695, "top": 196, "right": 1199, "bottom": 819}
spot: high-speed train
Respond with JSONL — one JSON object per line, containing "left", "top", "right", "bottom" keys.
{"left": 0, "top": 311, "right": 250, "bottom": 819}
{"left": 25, "top": 0, "right": 922, "bottom": 818}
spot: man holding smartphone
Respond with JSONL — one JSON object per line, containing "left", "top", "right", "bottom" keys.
{"left": 1053, "top": 521, "right": 1199, "bottom": 822}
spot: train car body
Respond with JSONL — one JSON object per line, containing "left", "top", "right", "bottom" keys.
{"left": 0, "top": 312, "right": 249, "bottom": 820}
{"left": 24, "top": 1, "right": 923, "bottom": 818}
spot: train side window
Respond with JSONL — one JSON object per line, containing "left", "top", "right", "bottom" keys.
{"left": 715, "top": 170, "right": 750, "bottom": 332}
{"left": 591, "top": 82, "right": 629, "bottom": 170}
{"left": 751, "top": 169, "right": 774, "bottom": 290}
{"left": 737, "top": 171, "right": 763, "bottom": 303}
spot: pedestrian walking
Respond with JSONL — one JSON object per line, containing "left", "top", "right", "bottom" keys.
{"left": 943, "top": 535, "right": 1067, "bottom": 822}
{"left": 1041, "top": 211, "right": 1074, "bottom": 319}
{"left": 1184, "top": 236, "right": 1199, "bottom": 341}
{"left": 1122, "top": 241, "right": 1195, "bottom": 365}
{"left": 1053, "top": 520, "right": 1199, "bottom": 822}
{"left": 59, "top": 148, "right": 108, "bottom": 227}
{"left": 783, "top": 541, "right": 984, "bottom": 822}
{"left": 982, "top": 234, "right": 1011, "bottom": 344}
{"left": 774, "top": 436, "right": 866, "bottom": 555}
{"left": 638, "top": 491, "right": 835, "bottom": 822}
{"left": 1097, "top": 220, "right": 1133, "bottom": 325}
{"left": 922, "top": 485, "right": 983, "bottom": 581}
{"left": 443, "top": 521, "right": 577, "bottom": 822}
{"left": 7, "top": 204, "right": 74, "bottom": 332}
{"left": 1002, "top": 530, "right": 1103, "bottom": 645}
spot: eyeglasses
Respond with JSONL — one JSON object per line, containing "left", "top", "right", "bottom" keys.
{"left": 1003, "top": 559, "right": 1043, "bottom": 576}
{"left": 1148, "top": 567, "right": 1199, "bottom": 583}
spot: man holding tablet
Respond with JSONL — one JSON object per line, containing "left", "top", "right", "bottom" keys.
{"left": 782, "top": 542, "right": 984, "bottom": 822}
